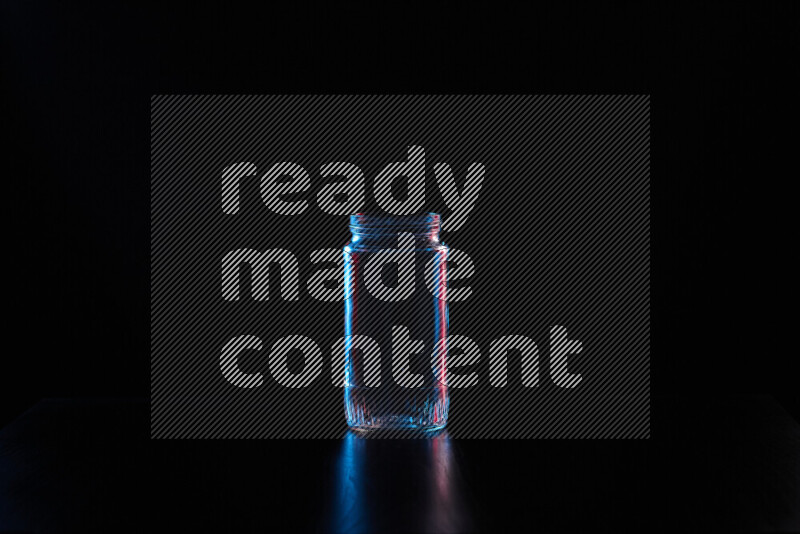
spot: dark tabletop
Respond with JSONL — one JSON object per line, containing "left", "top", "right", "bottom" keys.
{"left": 0, "top": 396, "right": 798, "bottom": 533}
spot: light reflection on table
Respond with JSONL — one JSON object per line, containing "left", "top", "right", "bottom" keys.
{"left": 328, "top": 429, "right": 474, "bottom": 533}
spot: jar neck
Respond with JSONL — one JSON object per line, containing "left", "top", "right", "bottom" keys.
{"left": 349, "top": 213, "right": 442, "bottom": 247}
{"left": 349, "top": 232, "right": 442, "bottom": 249}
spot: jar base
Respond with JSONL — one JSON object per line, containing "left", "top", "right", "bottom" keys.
{"left": 345, "top": 386, "right": 448, "bottom": 433}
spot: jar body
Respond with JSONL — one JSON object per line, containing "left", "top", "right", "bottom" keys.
{"left": 343, "top": 213, "right": 449, "bottom": 432}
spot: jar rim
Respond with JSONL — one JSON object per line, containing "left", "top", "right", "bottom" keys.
{"left": 349, "top": 212, "right": 440, "bottom": 232}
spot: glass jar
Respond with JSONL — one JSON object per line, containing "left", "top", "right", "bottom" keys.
{"left": 343, "top": 213, "right": 449, "bottom": 432}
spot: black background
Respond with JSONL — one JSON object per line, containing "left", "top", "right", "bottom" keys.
{"left": 1, "top": 2, "right": 797, "bottom": 531}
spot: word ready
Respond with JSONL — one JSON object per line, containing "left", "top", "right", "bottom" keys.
{"left": 221, "top": 145, "right": 485, "bottom": 231}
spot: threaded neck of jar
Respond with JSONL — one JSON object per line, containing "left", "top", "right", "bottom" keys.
{"left": 349, "top": 212, "right": 441, "bottom": 236}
